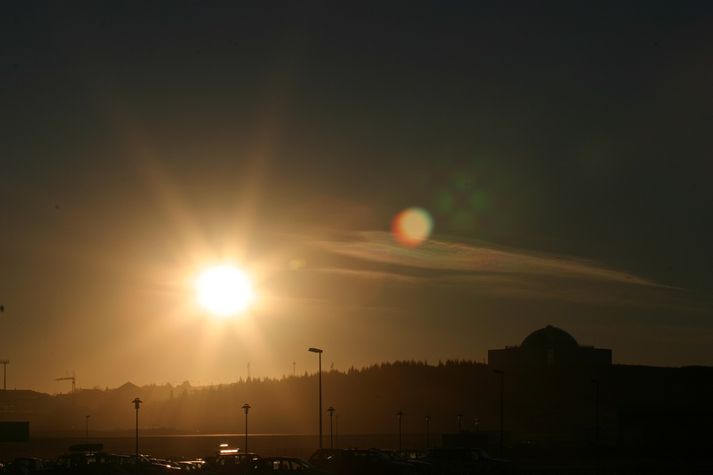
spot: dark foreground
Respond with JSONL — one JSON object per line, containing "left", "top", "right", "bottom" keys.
{"left": 1, "top": 435, "right": 712, "bottom": 474}
{"left": 1, "top": 446, "right": 510, "bottom": 475}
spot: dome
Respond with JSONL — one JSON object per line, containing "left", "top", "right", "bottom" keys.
{"left": 521, "top": 325, "right": 579, "bottom": 351}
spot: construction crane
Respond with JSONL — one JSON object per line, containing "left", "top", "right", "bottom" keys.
{"left": 56, "top": 374, "right": 76, "bottom": 393}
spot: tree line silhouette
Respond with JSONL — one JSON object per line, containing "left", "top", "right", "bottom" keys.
{"left": 1, "top": 360, "right": 712, "bottom": 450}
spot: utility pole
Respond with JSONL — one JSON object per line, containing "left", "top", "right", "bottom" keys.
{"left": 592, "top": 378, "right": 600, "bottom": 468}
{"left": 493, "top": 370, "right": 504, "bottom": 458}
{"left": 0, "top": 360, "right": 9, "bottom": 390}
{"left": 327, "top": 406, "right": 335, "bottom": 448}
{"left": 308, "top": 347, "right": 324, "bottom": 448}
{"left": 242, "top": 403, "right": 251, "bottom": 453}
{"left": 425, "top": 415, "right": 431, "bottom": 450}
{"left": 132, "top": 398, "right": 142, "bottom": 457}
{"left": 396, "top": 411, "right": 404, "bottom": 451}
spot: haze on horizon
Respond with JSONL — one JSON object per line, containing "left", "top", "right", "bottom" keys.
{"left": 1, "top": 2, "right": 712, "bottom": 394}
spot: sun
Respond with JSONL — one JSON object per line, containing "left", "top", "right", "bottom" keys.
{"left": 195, "top": 264, "right": 255, "bottom": 317}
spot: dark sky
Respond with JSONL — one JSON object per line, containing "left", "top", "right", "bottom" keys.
{"left": 2, "top": 2, "right": 712, "bottom": 392}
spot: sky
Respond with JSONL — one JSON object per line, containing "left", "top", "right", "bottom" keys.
{"left": 1, "top": 2, "right": 712, "bottom": 393}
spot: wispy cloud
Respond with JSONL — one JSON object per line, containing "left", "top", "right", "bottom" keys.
{"left": 309, "top": 231, "right": 689, "bottom": 309}
{"left": 317, "top": 231, "right": 658, "bottom": 286}
{"left": 310, "top": 266, "right": 425, "bottom": 284}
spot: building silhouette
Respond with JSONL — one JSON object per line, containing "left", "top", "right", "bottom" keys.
{"left": 487, "top": 325, "right": 613, "bottom": 445}
{"left": 488, "top": 325, "right": 611, "bottom": 372}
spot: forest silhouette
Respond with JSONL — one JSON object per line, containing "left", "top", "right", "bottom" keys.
{"left": 1, "top": 359, "right": 712, "bottom": 452}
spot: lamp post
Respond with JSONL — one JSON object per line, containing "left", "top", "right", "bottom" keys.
{"left": 242, "top": 403, "right": 251, "bottom": 453}
{"left": 493, "top": 370, "right": 504, "bottom": 457}
{"left": 85, "top": 415, "right": 90, "bottom": 440}
{"left": 425, "top": 415, "right": 431, "bottom": 450}
{"left": 456, "top": 413, "right": 463, "bottom": 433}
{"left": 308, "top": 347, "right": 323, "bottom": 448}
{"left": 327, "top": 406, "right": 335, "bottom": 448}
{"left": 396, "top": 411, "right": 404, "bottom": 451}
{"left": 592, "top": 378, "right": 600, "bottom": 468}
{"left": 0, "top": 360, "right": 8, "bottom": 390}
{"left": 132, "top": 398, "right": 142, "bottom": 457}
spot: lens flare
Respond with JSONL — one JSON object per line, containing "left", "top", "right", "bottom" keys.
{"left": 391, "top": 207, "right": 434, "bottom": 247}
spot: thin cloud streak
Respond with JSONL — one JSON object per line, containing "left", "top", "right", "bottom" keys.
{"left": 317, "top": 231, "right": 661, "bottom": 287}
{"left": 310, "top": 267, "right": 425, "bottom": 284}
{"left": 301, "top": 231, "right": 706, "bottom": 310}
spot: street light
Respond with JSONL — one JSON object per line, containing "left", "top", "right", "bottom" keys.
{"left": 456, "top": 413, "right": 463, "bottom": 433}
{"left": 592, "top": 378, "right": 600, "bottom": 468}
{"left": 85, "top": 415, "right": 90, "bottom": 440}
{"left": 327, "top": 406, "right": 335, "bottom": 448}
{"left": 396, "top": 411, "right": 404, "bottom": 451}
{"left": 132, "top": 398, "right": 143, "bottom": 457}
{"left": 308, "top": 347, "right": 324, "bottom": 448}
{"left": 425, "top": 415, "right": 431, "bottom": 450}
{"left": 242, "top": 403, "right": 251, "bottom": 453}
{"left": 493, "top": 370, "right": 504, "bottom": 457}
{"left": 0, "top": 360, "right": 9, "bottom": 390}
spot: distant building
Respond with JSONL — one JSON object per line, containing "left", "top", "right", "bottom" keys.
{"left": 488, "top": 325, "right": 611, "bottom": 372}
{"left": 486, "top": 325, "right": 614, "bottom": 445}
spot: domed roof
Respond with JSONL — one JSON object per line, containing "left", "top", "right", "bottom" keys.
{"left": 521, "top": 325, "right": 579, "bottom": 351}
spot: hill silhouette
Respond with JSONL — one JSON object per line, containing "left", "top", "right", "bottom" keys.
{"left": 0, "top": 360, "right": 712, "bottom": 450}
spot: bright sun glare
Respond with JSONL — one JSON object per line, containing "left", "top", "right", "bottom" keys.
{"left": 195, "top": 265, "right": 255, "bottom": 317}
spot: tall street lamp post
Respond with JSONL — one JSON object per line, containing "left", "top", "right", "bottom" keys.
{"left": 396, "top": 411, "right": 404, "bottom": 451}
{"left": 0, "top": 360, "right": 9, "bottom": 390}
{"left": 85, "top": 415, "right": 90, "bottom": 440}
{"left": 242, "top": 403, "right": 251, "bottom": 453}
{"left": 308, "top": 347, "right": 324, "bottom": 448}
{"left": 327, "top": 406, "right": 335, "bottom": 448}
{"left": 132, "top": 398, "right": 142, "bottom": 458}
{"left": 493, "top": 370, "right": 504, "bottom": 457}
{"left": 425, "top": 415, "right": 431, "bottom": 450}
{"left": 592, "top": 378, "right": 600, "bottom": 467}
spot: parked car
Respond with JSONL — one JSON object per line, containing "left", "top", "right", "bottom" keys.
{"left": 203, "top": 453, "right": 258, "bottom": 474}
{"left": 420, "top": 447, "right": 510, "bottom": 475}
{"left": 5, "top": 457, "right": 51, "bottom": 474}
{"left": 249, "top": 457, "right": 326, "bottom": 474}
{"left": 309, "top": 449, "right": 418, "bottom": 475}
{"left": 52, "top": 452, "right": 181, "bottom": 474}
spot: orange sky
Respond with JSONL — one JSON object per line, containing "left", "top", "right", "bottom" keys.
{"left": 1, "top": 2, "right": 712, "bottom": 393}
